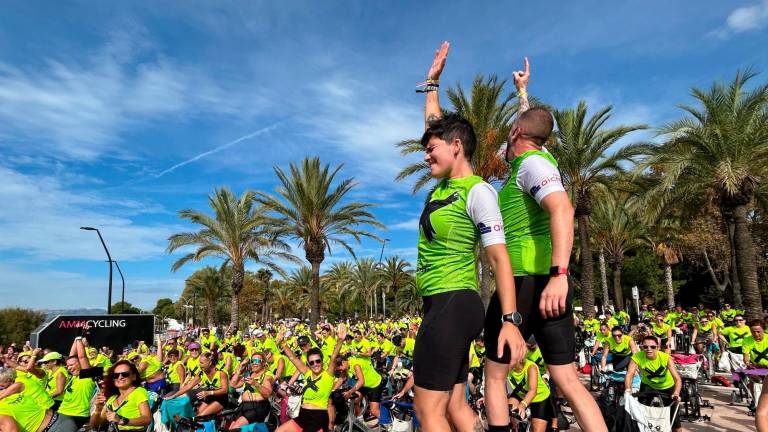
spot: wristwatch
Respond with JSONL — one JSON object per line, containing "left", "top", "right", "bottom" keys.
{"left": 501, "top": 311, "right": 523, "bottom": 326}
{"left": 549, "top": 266, "right": 569, "bottom": 277}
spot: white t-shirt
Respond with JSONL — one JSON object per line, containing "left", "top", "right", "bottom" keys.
{"left": 516, "top": 154, "right": 566, "bottom": 204}
{"left": 466, "top": 182, "right": 506, "bottom": 248}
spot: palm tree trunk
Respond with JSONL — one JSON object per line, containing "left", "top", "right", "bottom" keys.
{"left": 664, "top": 264, "right": 674, "bottom": 310}
{"left": 599, "top": 249, "right": 610, "bottom": 309}
{"left": 578, "top": 214, "right": 595, "bottom": 315}
{"left": 207, "top": 299, "right": 215, "bottom": 328}
{"left": 732, "top": 204, "right": 762, "bottom": 320}
{"left": 727, "top": 221, "right": 744, "bottom": 307}
{"left": 392, "top": 286, "right": 399, "bottom": 316}
{"left": 612, "top": 261, "right": 624, "bottom": 311}
{"left": 478, "top": 252, "right": 494, "bottom": 309}
{"left": 231, "top": 263, "right": 244, "bottom": 330}
{"left": 310, "top": 261, "right": 321, "bottom": 327}
{"left": 261, "top": 279, "right": 270, "bottom": 323}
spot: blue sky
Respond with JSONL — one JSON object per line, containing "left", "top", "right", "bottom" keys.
{"left": 1, "top": 0, "right": 767, "bottom": 310}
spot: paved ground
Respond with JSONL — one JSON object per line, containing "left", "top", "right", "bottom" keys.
{"left": 565, "top": 373, "right": 756, "bottom": 431}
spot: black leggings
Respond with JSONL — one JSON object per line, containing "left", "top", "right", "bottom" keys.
{"left": 612, "top": 354, "right": 631, "bottom": 371}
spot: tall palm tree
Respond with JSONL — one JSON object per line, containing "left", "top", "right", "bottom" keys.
{"left": 395, "top": 76, "right": 522, "bottom": 306}
{"left": 550, "top": 101, "right": 648, "bottom": 316}
{"left": 325, "top": 261, "right": 355, "bottom": 319}
{"left": 591, "top": 193, "right": 647, "bottom": 310}
{"left": 257, "top": 157, "right": 383, "bottom": 327}
{"left": 377, "top": 256, "right": 413, "bottom": 317}
{"left": 256, "top": 268, "right": 273, "bottom": 323}
{"left": 397, "top": 278, "right": 422, "bottom": 315}
{"left": 167, "top": 188, "right": 297, "bottom": 329}
{"left": 640, "top": 70, "right": 768, "bottom": 319}
{"left": 186, "top": 266, "right": 226, "bottom": 327}
{"left": 349, "top": 258, "right": 383, "bottom": 318}
{"left": 286, "top": 266, "right": 313, "bottom": 318}
{"left": 272, "top": 282, "right": 294, "bottom": 318}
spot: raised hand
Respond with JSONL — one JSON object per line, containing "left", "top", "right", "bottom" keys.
{"left": 427, "top": 41, "right": 450, "bottom": 81}
{"left": 513, "top": 57, "right": 530, "bottom": 90}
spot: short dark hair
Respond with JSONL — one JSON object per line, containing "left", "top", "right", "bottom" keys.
{"left": 611, "top": 326, "right": 623, "bottom": 333}
{"left": 421, "top": 113, "right": 477, "bottom": 160}
{"left": 642, "top": 335, "right": 659, "bottom": 345}
{"left": 748, "top": 319, "right": 764, "bottom": 328}
{"left": 513, "top": 107, "right": 554, "bottom": 146}
{"left": 306, "top": 348, "right": 323, "bottom": 362}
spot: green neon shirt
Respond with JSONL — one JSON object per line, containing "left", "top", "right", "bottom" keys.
{"left": 744, "top": 336, "right": 768, "bottom": 367}
{"left": 302, "top": 371, "right": 334, "bottom": 409}
{"left": 507, "top": 360, "right": 550, "bottom": 403}
{"left": 416, "top": 175, "right": 485, "bottom": 296}
{"left": 632, "top": 351, "right": 674, "bottom": 391}
{"left": 58, "top": 375, "right": 97, "bottom": 417}
{"left": 0, "top": 391, "right": 46, "bottom": 432}
{"left": 499, "top": 150, "right": 559, "bottom": 275}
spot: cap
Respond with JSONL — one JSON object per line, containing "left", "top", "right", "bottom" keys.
{"left": 87, "top": 347, "right": 98, "bottom": 355}
{"left": 297, "top": 335, "right": 310, "bottom": 346}
{"left": 18, "top": 351, "right": 32, "bottom": 360}
{"left": 37, "top": 352, "right": 63, "bottom": 363}
{"left": 254, "top": 330, "right": 265, "bottom": 337}
{"left": 126, "top": 352, "right": 140, "bottom": 360}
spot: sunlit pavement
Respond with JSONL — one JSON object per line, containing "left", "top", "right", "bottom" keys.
{"left": 567, "top": 373, "right": 756, "bottom": 431}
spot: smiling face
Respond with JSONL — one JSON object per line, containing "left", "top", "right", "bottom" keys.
{"left": 423, "top": 135, "right": 460, "bottom": 179}
{"left": 307, "top": 354, "right": 323, "bottom": 374}
{"left": 66, "top": 357, "right": 81, "bottom": 375}
{"left": 112, "top": 365, "right": 134, "bottom": 390}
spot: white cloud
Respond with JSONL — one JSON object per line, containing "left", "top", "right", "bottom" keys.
{"left": 389, "top": 217, "right": 420, "bottom": 231}
{"left": 0, "top": 165, "right": 177, "bottom": 261}
{"left": 0, "top": 32, "right": 269, "bottom": 161}
{"left": 300, "top": 76, "right": 423, "bottom": 188}
{"left": 712, "top": 0, "right": 768, "bottom": 38}
{"left": 0, "top": 262, "right": 184, "bottom": 309}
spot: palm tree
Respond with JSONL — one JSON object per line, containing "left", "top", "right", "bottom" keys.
{"left": 257, "top": 157, "right": 383, "bottom": 327}
{"left": 256, "top": 268, "right": 273, "bottom": 323}
{"left": 349, "top": 258, "right": 383, "bottom": 318}
{"left": 166, "top": 188, "right": 297, "bottom": 329}
{"left": 272, "top": 282, "right": 294, "bottom": 318}
{"left": 286, "top": 266, "right": 313, "bottom": 318}
{"left": 377, "top": 256, "right": 413, "bottom": 317}
{"left": 325, "top": 261, "right": 355, "bottom": 319}
{"left": 640, "top": 70, "right": 768, "bottom": 319}
{"left": 397, "top": 278, "right": 422, "bottom": 315}
{"left": 395, "top": 76, "right": 522, "bottom": 306}
{"left": 590, "top": 193, "right": 647, "bottom": 310}
{"left": 550, "top": 101, "right": 648, "bottom": 316}
{"left": 186, "top": 266, "right": 226, "bottom": 327}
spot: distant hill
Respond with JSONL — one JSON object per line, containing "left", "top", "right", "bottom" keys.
{"left": 41, "top": 308, "right": 107, "bottom": 319}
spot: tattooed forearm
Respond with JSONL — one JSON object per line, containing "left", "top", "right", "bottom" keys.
{"left": 518, "top": 91, "right": 530, "bottom": 114}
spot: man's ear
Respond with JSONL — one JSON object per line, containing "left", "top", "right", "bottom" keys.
{"left": 452, "top": 138, "right": 462, "bottom": 157}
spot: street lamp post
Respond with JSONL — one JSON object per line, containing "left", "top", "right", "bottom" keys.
{"left": 80, "top": 227, "right": 113, "bottom": 314}
{"left": 114, "top": 261, "right": 126, "bottom": 306}
{"left": 377, "top": 239, "right": 390, "bottom": 318}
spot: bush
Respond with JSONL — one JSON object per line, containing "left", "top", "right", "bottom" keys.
{"left": 0, "top": 308, "right": 46, "bottom": 346}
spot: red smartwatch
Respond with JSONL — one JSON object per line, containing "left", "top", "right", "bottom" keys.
{"left": 549, "top": 266, "right": 569, "bottom": 277}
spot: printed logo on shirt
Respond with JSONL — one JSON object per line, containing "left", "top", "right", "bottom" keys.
{"left": 477, "top": 223, "right": 503, "bottom": 234}
{"left": 529, "top": 175, "right": 562, "bottom": 197}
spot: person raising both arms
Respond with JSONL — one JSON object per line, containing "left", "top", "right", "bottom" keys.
{"left": 495, "top": 54, "right": 608, "bottom": 431}
{"left": 0, "top": 368, "right": 77, "bottom": 432}
{"left": 413, "top": 41, "right": 525, "bottom": 432}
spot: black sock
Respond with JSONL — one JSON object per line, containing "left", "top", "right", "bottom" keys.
{"left": 487, "top": 424, "right": 511, "bottom": 432}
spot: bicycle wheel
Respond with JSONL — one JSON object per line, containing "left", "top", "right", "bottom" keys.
{"left": 590, "top": 365, "right": 600, "bottom": 391}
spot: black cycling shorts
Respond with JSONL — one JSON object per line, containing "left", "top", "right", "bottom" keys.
{"left": 240, "top": 400, "right": 270, "bottom": 423}
{"left": 413, "top": 289, "right": 485, "bottom": 391}
{"left": 294, "top": 407, "right": 329, "bottom": 432}
{"left": 360, "top": 381, "right": 384, "bottom": 403}
{"left": 529, "top": 397, "right": 555, "bottom": 421}
{"left": 485, "top": 275, "right": 575, "bottom": 366}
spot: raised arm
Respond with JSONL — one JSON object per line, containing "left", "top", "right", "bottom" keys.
{"left": 326, "top": 324, "right": 347, "bottom": 375}
{"left": 513, "top": 57, "right": 530, "bottom": 114}
{"left": 423, "top": 41, "right": 449, "bottom": 129}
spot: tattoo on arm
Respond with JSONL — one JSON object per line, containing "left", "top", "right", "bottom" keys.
{"left": 426, "top": 114, "right": 440, "bottom": 125}
{"left": 518, "top": 94, "right": 530, "bottom": 114}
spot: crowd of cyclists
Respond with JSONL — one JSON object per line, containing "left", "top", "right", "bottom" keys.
{"left": 0, "top": 302, "right": 763, "bottom": 432}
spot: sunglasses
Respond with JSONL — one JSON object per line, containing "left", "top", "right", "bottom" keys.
{"left": 307, "top": 359, "right": 322, "bottom": 366}
{"left": 737, "top": 319, "right": 746, "bottom": 322}
{"left": 612, "top": 334, "right": 623, "bottom": 337}
{"left": 112, "top": 371, "right": 132, "bottom": 379}
{"left": 251, "top": 358, "right": 263, "bottom": 364}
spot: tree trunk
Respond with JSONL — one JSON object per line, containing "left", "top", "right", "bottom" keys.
{"left": 478, "top": 251, "right": 494, "bottom": 309}
{"left": 612, "top": 261, "right": 624, "bottom": 311}
{"left": 310, "top": 261, "right": 321, "bottom": 328}
{"left": 727, "top": 221, "right": 744, "bottom": 307}
{"left": 207, "top": 299, "right": 215, "bottom": 328}
{"left": 599, "top": 249, "right": 611, "bottom": 309}
{"left": 230, "top": 263, "right": 244, "bottom": 330}
{"left": 261, "top": 278, "right": 270, "bottom": 323}
{"left": 703, "top": 249, "right": 730, "bottom": 293}
{"left": 664, "top": 264, "right": 674, "bottom": 310}
{"left": 392, "top": 285, "right": 400, "bottom": 316}
{"left": 732, "top": 204, "right": 762, "bottom": 320}
{"left": 578, "top": 214, "right": 595, "bottom": 316}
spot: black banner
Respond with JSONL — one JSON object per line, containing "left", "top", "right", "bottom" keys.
{"left": 30, "top": 315, "right": 155, "bottom": 354}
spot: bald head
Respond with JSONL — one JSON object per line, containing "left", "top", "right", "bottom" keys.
{"left": 509, "top": 107, "right": 554, "bottom": 146}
